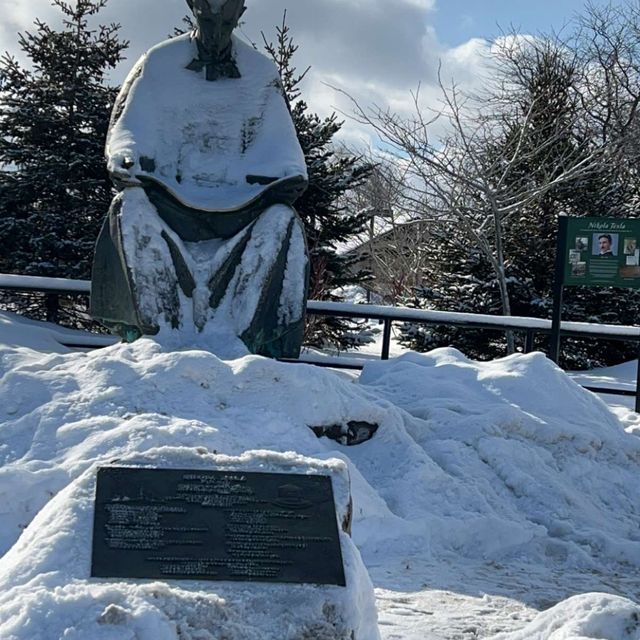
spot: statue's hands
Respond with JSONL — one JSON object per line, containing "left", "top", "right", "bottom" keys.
{"left": 246, "top": 174, "right": 307, "bottom": 205}
{"left": 246, "top": 175, "right": 278, "bottom": 186}
{"left": 269, "top": 175, "right": 307, "bottom": 205}
{"left": 107, "top": 152, "right": 141, "bottom": 189}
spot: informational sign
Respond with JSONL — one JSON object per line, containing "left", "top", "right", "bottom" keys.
{"left": 564, "top": 217, "right": 640, "bottom": 288}
{"left": 91, "top": 467, "right": 346, "bottom": 586}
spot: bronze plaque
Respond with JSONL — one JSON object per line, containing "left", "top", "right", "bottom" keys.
{"left": 91, "top": 467, "right": 346, "bottom": 586}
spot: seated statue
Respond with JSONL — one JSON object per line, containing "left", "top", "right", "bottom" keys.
{"left": 90, "top": 0, "right": 309, "bottom": 358}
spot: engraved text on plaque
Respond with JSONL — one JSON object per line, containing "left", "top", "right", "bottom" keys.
{"left": 91, "top": 467, "right": 346, "bottom": 585}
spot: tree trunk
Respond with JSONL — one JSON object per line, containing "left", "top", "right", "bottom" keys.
{"left": 492, "top": 208, "right": 516, "bottom": 354}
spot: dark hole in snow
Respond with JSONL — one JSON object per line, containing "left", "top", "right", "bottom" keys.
{"left": 310, "top": 421, "right": 379, "bottom": 446}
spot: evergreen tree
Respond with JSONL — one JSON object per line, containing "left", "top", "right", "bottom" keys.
{"left": 263, "top": 16, "right": 374, "bottom": 348}
{"left": 0, "top": 0, "right": 127, "bottom": 281}
{"left": 399, "top": 237, "right": 506, "bottom": 359}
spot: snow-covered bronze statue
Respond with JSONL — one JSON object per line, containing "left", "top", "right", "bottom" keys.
{"left": 90, "top": 0, "right": 309, "bottom": 358}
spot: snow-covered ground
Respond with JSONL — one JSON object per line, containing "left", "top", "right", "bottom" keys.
{"left": 1, "top": 309, "right": 640, "bottom": 639}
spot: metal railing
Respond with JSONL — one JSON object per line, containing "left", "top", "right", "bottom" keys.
{"left": 2, "top": 273, "right": 640, "bottom": 410}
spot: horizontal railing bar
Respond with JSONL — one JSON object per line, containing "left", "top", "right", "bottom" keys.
{"left": 278, "top": 358, "right": 365, "bottom": 371}
{"left": 2, "top": 272, "right": 638, "bottom": 407}
{"left": 0, "top": 274, "right": 91, "bottom": 295}
{"left": 307, "top": 300, "right": 640, "bottom": 340}
{"left": 582, "top": 386, "right": 637, "bottom": 397}
{"left": 1, "top": 273, "right": 639, "bottom": 342}
{"left": 55, "top": 337, "right": 118, "bottom": 348}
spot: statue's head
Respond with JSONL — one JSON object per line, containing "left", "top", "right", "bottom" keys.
{"left": 186, "top": 0, "right": 246, "bottom": 53}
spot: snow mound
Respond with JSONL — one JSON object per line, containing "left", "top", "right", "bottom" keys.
{"left": 358, "top": 349, "right": 640, "bottom": 567}
{"left": 0, "top": 447, "right": 379, "bottom": 640}
{"left": 491, "top": 592, "right": 640, "bottom": 639}
{"left": 0, "top": 337, "right": 417, "bottom": 558}
{"left": 0, "top": 310, "right": 114, "bottom": 356}
{"left": 0, "top": 449, "right": 379, "bottom": 640}
{"left": 1, "top": 337, "right": 640, "bottom": 572}
{"left": 2, "top": 315, "right": 640, "bottom": 637}
{"left": 0, "top": 311, "right": 69, "bottom": 354}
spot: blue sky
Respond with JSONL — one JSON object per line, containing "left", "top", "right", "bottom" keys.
{"left": 434, "top": 0, "right": 610, "bottom": 45}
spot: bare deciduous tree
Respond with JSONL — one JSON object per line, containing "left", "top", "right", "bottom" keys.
{"left": 344, "top": 158, "right": 433, "bottom": 304}
{"left": 343, "top": 38, "right": 610, "bottom": 353}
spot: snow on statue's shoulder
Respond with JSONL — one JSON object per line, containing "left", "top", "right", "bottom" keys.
{"left": 107, "top": 33, "right": 307, "bottom": 212}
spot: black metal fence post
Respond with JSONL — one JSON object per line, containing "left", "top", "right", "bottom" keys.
{"left": 45, "top": 293, "right": 59, "bottom": 323}
{"left": 635, "top": 341, "right": 640, "bottom": 413}
{"left": 381, "top": 319, "right": 392, "bottom": 360}
{"left": 524, "top": 329, "right": 535, "bottom": 354}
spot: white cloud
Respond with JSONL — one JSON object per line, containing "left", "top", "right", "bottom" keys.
{"left": 401, "top": 0, "right": 436, "bottom": 10}
{"left": 0, "top": 0, "right": 495, "bottom": 148}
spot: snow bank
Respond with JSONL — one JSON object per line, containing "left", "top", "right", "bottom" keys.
{"left": 491, "top": 592, "right": 640, "bottom": 639}
{"left": 357, "top": 349, "right": 640, "bottom": 568}
{"left": 0, "top": 449, "right": 378, "bottom": 640}
{"left": 2, "top": 314, "right": 640, "bottom": 637}
{"left": 0, "top": 310, "right": 69, "bottom": 355}
{"left": 0, "top": 337, "right": 416, "bottom": 558}
{"left": 0, "top": 310, "right": 114, "bottom": 356}
{"left": 2, "top": 335, "right": 640, "bottom": 571}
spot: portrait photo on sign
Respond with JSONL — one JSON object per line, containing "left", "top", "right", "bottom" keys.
{"left": 624, "top": 238, "right": 637, "bottom": 255}
{"left": 575, "top": 237, "right": 588, "bottom": 251}
{"left": 592, "top": 232, "right": 618, "bottom": 257}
